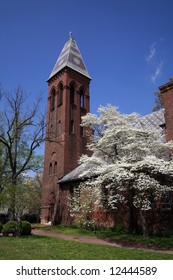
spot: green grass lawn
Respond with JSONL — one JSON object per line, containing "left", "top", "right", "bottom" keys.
{"left": 39, "top": 224, "right": 173, "bottom": 251}
{"left": 0, "top": 235, "right": 173, "bottom": 260}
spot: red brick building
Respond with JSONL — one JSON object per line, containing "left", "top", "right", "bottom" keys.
{"left": 41, "top": 34, "right": 91, "bottom": 224}
{"left": 41, "top": 34, "right": 173, "bottom": 228}
{"left": 159, "top": 80, "right": 173, "bottom": 141}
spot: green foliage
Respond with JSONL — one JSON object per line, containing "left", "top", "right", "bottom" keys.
{"left": 0, "top": 175, "right": 42, "bottom": 222}
{"left": 3, "top": 220, "right": 19, "bottom": 235}
{"left": 40, "top": 224, "right": 173, "bottom": 250}
{"left": 2, "top": 220, "right": 31, "bottom": 236}
{"left": 0, "top": 87, "right": 45, "bottom": 220}
{"left": 20, "top": 221, "right": 31, "bottom": 236}
{"left": 0, "top": 235, "right": 172, "bottom": 260}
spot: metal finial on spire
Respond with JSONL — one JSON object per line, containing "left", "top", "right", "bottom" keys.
{"left": 68, "top": 31, "right": 73, "bottom": 40}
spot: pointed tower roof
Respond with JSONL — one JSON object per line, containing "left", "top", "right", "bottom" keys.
{"left": 48, "top": 33, "right": 91, "bottom": 81}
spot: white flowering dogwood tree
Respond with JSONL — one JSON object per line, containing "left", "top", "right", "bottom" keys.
{"left": 71, "top": 105, "right": 173, "bottom": 236}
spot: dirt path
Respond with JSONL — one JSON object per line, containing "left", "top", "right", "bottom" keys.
{"left": 32, "top": 229, "right": 121, "bottom": 246}
{"left": 32, "top": 229, "right": 173, "bottom": 255}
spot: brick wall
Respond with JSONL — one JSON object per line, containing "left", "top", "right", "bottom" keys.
{"left": 160, "top": 80, "right": 173, "bottom": 141}
{"left": 41, "top": 67, "right": 91, "bottom": 224}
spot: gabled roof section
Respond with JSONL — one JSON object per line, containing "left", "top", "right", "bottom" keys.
{"left": 136, "top": 108, "right": 165, "bottom": 130}
{"left": 48, "top": 36, "right": 91, "bottom": 81}
{"left": 59, "top": 164, "right": 87, "bottom": 184}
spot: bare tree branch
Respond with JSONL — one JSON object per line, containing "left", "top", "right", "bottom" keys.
{"left": 0, "top": 86, "right": 46, "bottom": 219}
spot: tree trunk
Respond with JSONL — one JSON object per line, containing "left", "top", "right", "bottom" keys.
{"left": 123, "top": 190, "right": 138, "bottom": 233}
{"left": 139, "top": 209, "right": 149, "bottom": 237}
{"left": 9, "top": 181, "right": 16, "bottom": 221}
{"left": 125, "top": 204, "right": 138, "bottom": 233}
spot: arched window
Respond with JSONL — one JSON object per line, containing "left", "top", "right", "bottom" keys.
{"left": 49, "top": 163, "right": 52, "bottom": 175}
{"left": 69, "top": 82, "right": 75, "bottom": 134}
{"left": 50, "top": 88, "right": 56, "bottom": 111}
{"left": 58, "top": 83, "right": 63, "bottom": 106}
{"left": 51, "top": 152, "right": 56, "bottom": 161}
{"left": 80, "top": 88, "right": 84, "bottom": 108}
{"left": 70, "top": 83, "right": 75, "bottom": 105}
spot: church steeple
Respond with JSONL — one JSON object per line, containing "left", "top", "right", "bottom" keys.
{"left": 41, "top": 35, "right": 91, "bottom": 224}
{"left": 48, "top": 34, "right": 91, "bottom": 81}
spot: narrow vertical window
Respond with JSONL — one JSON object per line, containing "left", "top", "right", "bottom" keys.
{"left": 70, "top": 84, "right": 75, "bottom": 105}
{"left": 54, "top": 162, "right": 57, "bottom": 174}
{"left": 57, "top": 120, "right": 61, "bottom": 134}
{"left": 69, "top": 82, "right": 75, "bottom": 134}
{"left": 49, "top": 124, "right": 53, "bottom": 139}
{"left": 50, "top": 88, "right": 56, "bottom": 111}
{"left": 49, "top": 163, "right": 52, "bottom": 175}
{"left": 58, "top": 83, "right": 63, "bottom": 106}
{"left": 80, "top": 89, "right": 84, "bottom": 108}
{"left": 70, "top": 120, "right": 74, "bottom": 134}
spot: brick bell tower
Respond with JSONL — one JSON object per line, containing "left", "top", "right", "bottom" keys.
{"left": 41, "top": 33, "right": 91, "bottom": 224}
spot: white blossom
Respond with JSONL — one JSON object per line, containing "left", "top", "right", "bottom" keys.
{"left": 71, "top": 105, "right": 173, "bottom": 233}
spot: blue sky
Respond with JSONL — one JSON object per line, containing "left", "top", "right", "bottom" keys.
{"left": 1, "top": 0, "right": 173, "bottom": 118}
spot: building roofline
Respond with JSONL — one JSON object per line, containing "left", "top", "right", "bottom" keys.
{"left": 47, "top": 37, "right": 91, "bottom": 82}
{"left": 159, "top": 80, "right": 173, "bottom": 92}
{"left": 46, "top": 65, "right": 92, "bottom": 83}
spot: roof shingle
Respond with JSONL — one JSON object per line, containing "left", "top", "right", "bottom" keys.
{"left": 48, "top": 38, "right": 91, "bottom": 81}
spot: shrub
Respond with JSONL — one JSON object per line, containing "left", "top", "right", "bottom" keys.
{"left": 20, "top": 221, "right": 31, "bottom": 236}
{"left": 3, "top": 220, "right": 19, "bottom": 236}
